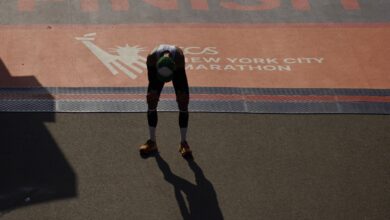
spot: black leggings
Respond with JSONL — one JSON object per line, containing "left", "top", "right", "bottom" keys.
{"left": 147, "top": 70, "right": 189, "bottom": 128}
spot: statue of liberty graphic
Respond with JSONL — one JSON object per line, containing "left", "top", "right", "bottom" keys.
{"left": 76, "top": 33, "right": 147, "bottom": 79}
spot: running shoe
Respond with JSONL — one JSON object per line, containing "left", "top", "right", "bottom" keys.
{"left": 139, "top": 139, "right": 158, "bottom": 155}
{"left": 179, "top": 141, "right": 192, "bottom": 159}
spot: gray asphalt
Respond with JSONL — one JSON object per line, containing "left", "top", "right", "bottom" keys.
{"left": 1, "top": 113, "right": 389, "bottom": 219}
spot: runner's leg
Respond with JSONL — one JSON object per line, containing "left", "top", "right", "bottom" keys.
{"left": 172, "top": 71, "right": 190, "bottom": 143}
{"left": 147, "top": 80, "right": 164, "bottom": 142}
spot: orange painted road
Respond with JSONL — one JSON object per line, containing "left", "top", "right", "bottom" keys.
{"left": 2, "top": 2, "right": 390, "bottom": 219}
{"left": 1, "top": 25, "right": 389, "bottom": 89}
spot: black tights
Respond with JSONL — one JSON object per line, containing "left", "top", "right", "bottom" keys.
{"left": 148, "top": 110, "right": 188, "bottom": 128}
{"left": 147, "top": 61, "right": 189, "bottom": 130}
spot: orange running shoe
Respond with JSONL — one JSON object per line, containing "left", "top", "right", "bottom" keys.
{"left": 139, "top": 139, "right": 158, "bottom": 155}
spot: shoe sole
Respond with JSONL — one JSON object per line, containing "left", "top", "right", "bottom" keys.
{"left": 140, "top": 147, "right": 158, "bottom": 155}
{"left": 181, "top": 151, "right": 193, "bottom": 160}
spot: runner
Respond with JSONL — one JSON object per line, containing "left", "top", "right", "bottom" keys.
{"left": 139, "top": 44, "right": 192, "bottom": 158}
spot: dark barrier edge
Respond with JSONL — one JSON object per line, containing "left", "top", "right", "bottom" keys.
{"left": 0, "top": 99, "right": 389, "bottom": 114}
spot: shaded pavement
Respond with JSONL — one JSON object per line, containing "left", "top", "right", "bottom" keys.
{"left": 1, "top": 112, "right": 389, "bottom": 219}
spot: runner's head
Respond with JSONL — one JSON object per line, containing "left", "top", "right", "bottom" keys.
{"left": 156, "top": 56, "right": 176, "bottom": 83}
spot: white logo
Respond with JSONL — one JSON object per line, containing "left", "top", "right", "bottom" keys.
{"left": 76, "top": 34, "right": 324, "bottom": 75}
{"left": 76, "top": 33, "right": 147, "bottom": 79}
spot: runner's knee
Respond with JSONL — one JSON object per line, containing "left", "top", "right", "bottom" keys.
{"left": 147, "top": 91, "right": 160, "bottom": 110}
{"left": 147, "top": 109, "right": 158, "bottom": 127}
{"left": 176, "top": 93, "right": 189, "bottom": 111}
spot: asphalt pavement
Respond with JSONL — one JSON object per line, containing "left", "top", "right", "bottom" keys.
{"left": 1, "top": 112, "right": 389, "bottom": 219}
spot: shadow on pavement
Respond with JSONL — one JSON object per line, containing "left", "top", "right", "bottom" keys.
{"left": 154, "top": 153, "right": 224, "bottom": 220}
{"left": 0, "top": 58, "right": 77, "bottom": 213}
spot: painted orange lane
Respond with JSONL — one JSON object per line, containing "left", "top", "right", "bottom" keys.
{"left": 18, "top": 0, "right": 35, "bottom": 12}
{"left": 2, "top": 93, "right": 390, "bottom": 103}
{"left": 80, "top": 0, "right": 100, "bottom": 12}
{"left": 110, "top": 0, "right": 130, "bottom": 11}
{"left": 244, "top": 95, "right": 390, "bottom": 102}
{"left": 0, "top": 25, "right": 389, "bottom": 89}
{"left": 191, "top": 95, "right": 390, "bottom": 102}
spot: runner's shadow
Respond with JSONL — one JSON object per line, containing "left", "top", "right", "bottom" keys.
{"left": 0, "top": 58, "right": 77, "bottom": 212}
{"left": 154, "top": 153, "right": 224, "bottom": 220}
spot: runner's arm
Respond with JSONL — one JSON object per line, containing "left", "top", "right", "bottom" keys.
{"left": 175, "top": 47, "right": 186, "bottom": 74}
